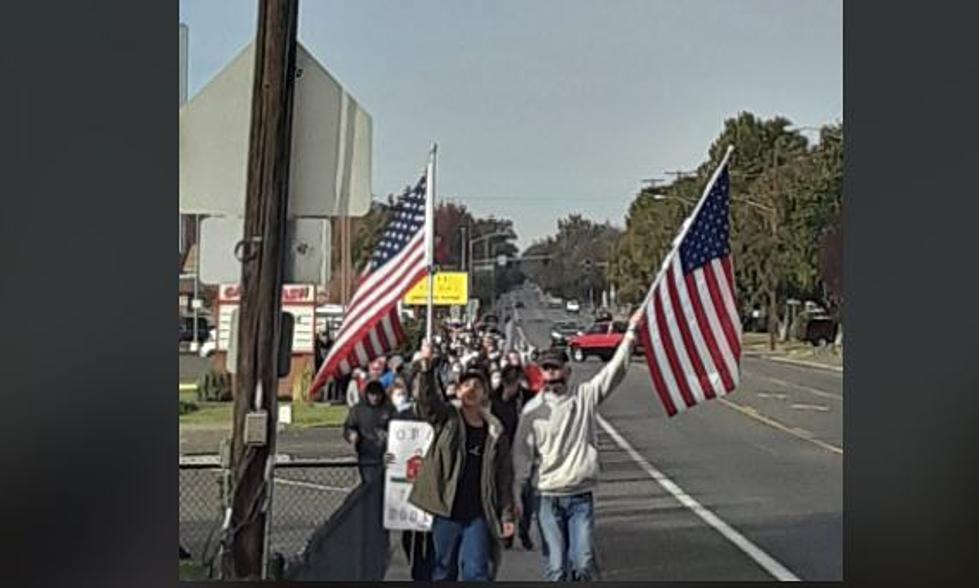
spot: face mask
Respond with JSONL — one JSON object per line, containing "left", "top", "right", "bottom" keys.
{"left": 392, "top": 394, "right": 410, "bottom": 411}
{"left": 490, "top": 374, "right": 503, "bottom": 389}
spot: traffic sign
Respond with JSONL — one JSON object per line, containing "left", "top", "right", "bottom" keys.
{"left": 199, "top": 216, "right": 331, "bottom": 285}
{"left": 179, "top": 41, "right": 372, "bottom": 217}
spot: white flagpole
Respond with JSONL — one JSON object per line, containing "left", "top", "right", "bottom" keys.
{"left": 425, "top": 143, "right": 437, "bottom": 342}
{"left": 638, "top": 144, "right": 735, "bottom": 313}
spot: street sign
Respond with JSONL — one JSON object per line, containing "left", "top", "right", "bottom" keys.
{"left": 403, "top": 272, "right": 469, "bottom": 305}
{"left": 217, "top": 284, "right": 317, "bottom": 355}
{"left": 199, "top": 216, "right": 330, "bottom": 285}
{"left": 179, "top": 41, "right": 372, "bottom": 217}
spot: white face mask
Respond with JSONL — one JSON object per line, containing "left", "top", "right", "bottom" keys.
{"left": 490, "top": 373, "right": 503, "bottom": 389}
{"left": 392, "top": 394, "right": 410, "bottom": 411}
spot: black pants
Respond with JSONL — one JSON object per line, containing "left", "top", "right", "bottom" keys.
{"left": 520, "top": 479, "right": 540, "bottom": 540}
{"left": 401, "top": 530, "right": 437, "bottom": 580}
{"left": 358, "top": 464, "right": 383, "bottom": 485}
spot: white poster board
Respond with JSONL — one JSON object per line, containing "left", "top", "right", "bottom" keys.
{"left": 383, "top": 420, "right": 435, "bottom": 531}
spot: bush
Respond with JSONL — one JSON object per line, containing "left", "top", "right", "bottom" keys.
{"left": 179, "top": 400, "right": 200, "bottom": 415}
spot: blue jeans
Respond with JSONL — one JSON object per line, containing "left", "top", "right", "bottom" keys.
{"left": 537, "top": 492, "right": 595, "bottom": 581}
{"left": 431, "top": 515, "right": 492, "bottom": 581}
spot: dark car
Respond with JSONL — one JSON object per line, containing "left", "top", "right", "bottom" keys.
{"left": 514, "top": 301, "right": 525, "bottom": 308}
{"left": 179, "top": 316, "right": 212, "bottom": 344}
{"left": 549, "top": 320, "right": 583, "bottom": 348}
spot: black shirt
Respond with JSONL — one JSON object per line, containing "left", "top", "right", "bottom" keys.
{"left": 451, "top": 422, "right": 487, "bottom": 522}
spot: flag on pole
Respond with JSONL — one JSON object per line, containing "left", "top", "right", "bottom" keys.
{"left": 308, "top": 171, "right": 430, "bottom": 397}
{"left": 636, "top": 147, "right": 742, "bottom": 417}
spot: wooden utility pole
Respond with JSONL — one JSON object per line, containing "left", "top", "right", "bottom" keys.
{"left": 222, "top": 0, "right": 299, "bottom": 580}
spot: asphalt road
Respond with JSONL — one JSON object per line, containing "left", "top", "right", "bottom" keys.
{"left": 501, "top": 283, "right": 842, "bottom": 581}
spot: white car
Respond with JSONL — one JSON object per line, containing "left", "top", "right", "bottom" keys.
{"left": 565, "top": 299, "right": 581, "bottom": 313}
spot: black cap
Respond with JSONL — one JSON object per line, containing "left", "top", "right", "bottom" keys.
{"left": 459, "top": 365, "right": 490, "bottom": 391}
{"left": 538, "top": 347, "right": 568, "bottom": 368}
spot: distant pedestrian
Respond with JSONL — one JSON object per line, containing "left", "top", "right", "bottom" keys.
{"left": 408, "top": 342, "right": 516, "bottom": 581}
{"left": 343, "top": 380, "right": 394, "bottom": 484}
{"left": 512, "top": 311, "right": 641, "bottom": 581}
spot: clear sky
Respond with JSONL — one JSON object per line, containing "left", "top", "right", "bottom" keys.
{"left": 179, "top": 0, "right": 842, "bottom": 250}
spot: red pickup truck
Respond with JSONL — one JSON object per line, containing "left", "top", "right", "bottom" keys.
{"left": 567, "top": 320, "right": 643, "bottom": 362}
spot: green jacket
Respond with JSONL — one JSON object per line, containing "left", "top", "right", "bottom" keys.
{"left": 406, "top": 365, "right": 515, "bottom": 543}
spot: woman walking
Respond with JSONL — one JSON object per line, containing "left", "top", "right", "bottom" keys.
{"left": 408, "top": 341, "right": 516, "bottom": 581}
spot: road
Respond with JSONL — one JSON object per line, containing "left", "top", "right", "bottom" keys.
{"left": 501, "top": 283, "right": 842, "bottom": 581}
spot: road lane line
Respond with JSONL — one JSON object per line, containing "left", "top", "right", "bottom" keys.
{"left": 717, "top": 398, "right": 843, "bottom": 455}
{"left": 746, "top": 373, "right": 841, "bottom": 401}
{"left": 596, "top": 414, "right": 801, "bottom": 582}
{"left": 790, "top": 403, "right": 830, "bottom": 412}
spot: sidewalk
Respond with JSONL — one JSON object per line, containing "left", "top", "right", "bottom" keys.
{"left": 741, "top": 333, "right": 843, "bottom": 371}
{"left": 179, "top": 423, "right": 354, "bottom": 459}
{"left": 383, "top": 526, "right": 544, "bottom": 581}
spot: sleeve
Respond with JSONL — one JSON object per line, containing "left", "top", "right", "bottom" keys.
{"left": 511, "top": 408, "right": 536, "bottom": 506}
{"left": 412, "top": 362, "right": 454, "bottom": 425}
{"left": 342, "top": 407, "right": 359, "bottom": 443}
{"left": 579, "top": 330, "right": 638, "bottom": 408}
{"left": 495, "top": 433, "right": 515, "bottom": 524}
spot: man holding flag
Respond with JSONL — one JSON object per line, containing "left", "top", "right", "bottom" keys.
{"left": 512, "top": 147, "right": 740, "bottom": 581}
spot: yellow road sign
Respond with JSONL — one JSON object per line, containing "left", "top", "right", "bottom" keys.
{"left": 404, "top": 272, "right": 469, "bottom": 305}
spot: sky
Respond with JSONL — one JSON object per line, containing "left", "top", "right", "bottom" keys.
{"left": 179, "top": 0, "right": 842, "bottom": 250}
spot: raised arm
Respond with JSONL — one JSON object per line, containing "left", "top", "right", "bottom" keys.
{"left": 411, "top": 341, "right": 454, "bottom": 425}
{"left": 579, "top": 311, "right": 643, "bottom": 407}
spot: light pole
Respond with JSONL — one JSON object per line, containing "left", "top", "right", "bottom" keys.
{"left": 469, "top": 230, "right": 511, "bottom": 309}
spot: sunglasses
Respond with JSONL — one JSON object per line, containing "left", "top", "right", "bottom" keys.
{"left": 540, "top": 363, "right": 563, "bottom": 371}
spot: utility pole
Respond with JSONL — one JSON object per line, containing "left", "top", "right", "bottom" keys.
{"left": 222, "top": 0, "right": 299, "bottom": 580}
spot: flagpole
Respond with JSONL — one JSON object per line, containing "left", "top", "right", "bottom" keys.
{"left": 638, "top": 144, "right": 735, "bottom": 313}
{"left": 425, "top": 143, "right": 437, "bottom": 342}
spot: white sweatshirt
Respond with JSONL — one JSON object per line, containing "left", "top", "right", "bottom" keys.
{"left": 512, "top": 330, "right": 637, "bottom": 499}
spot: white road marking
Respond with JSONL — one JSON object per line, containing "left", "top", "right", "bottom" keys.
{"left": 747, "top": 373, "right": 842, "bottom": 401}
{"left": 596, "top": 414, "right": 802, "bottom": 582}
{"left": 757, "top": 392, "right": 788, "bottom": 400}
{"left": 790, "top": 403, "right": 830, "bottom": 412}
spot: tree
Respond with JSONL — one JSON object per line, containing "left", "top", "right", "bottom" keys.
{"left": 609, "top": 112, "right": 844, "bottom": 347}
{"left": 522, "top": 215, "right": 622, "bottom": 304}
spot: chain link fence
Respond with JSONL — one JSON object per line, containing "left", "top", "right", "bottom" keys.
{"left": 179, "top": 458, "right": 364, "bottom": 577}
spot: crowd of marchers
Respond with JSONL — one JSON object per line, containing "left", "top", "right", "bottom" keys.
{"left": 320, "top": 308, "right": 642, "bottom": 582}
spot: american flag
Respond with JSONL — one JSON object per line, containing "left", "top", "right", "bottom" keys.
{"left": 636, "top": 155, "right": 742, "bottom": 417}
{"left": 308, "top": 173, "right": 430, "bottom": 396}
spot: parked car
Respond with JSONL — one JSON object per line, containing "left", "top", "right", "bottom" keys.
{"left": 567, "top": 320, "right": 643, "bottom": 362}
{"left": 179, "top": 316, "right": 212, "bottom": 344}
{"left": 549, "top": 320, "right": 583, "bottom": 348}
{"left": 546, "top": 295, "right": 564, "bottom": 309}
{"left": 565, "top": 299, "right": 581, "bottom": 313}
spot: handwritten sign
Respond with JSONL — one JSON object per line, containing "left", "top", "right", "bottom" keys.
{"left": 383, "top": 420, "right": 435, "bottom": 531}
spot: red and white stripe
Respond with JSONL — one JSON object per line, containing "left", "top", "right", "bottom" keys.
{"left": 638, "top": 252, "right": 741, "bottom": 417}
{"left": 308, "top": 231, "right": 428, "bottom": 396}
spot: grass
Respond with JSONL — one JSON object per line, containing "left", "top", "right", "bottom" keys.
{"left": 178, "top": 560, "right": 210, "bottom": 581}
{"left": 178, "top": 388, "right": 347, "bottom": 429}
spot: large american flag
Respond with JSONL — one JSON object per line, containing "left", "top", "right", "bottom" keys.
{"left": 308, "top": 173, "right": 430, "bottom": 396}
{"left": 636, "top": 158, "right": 742, "bottom": 417}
